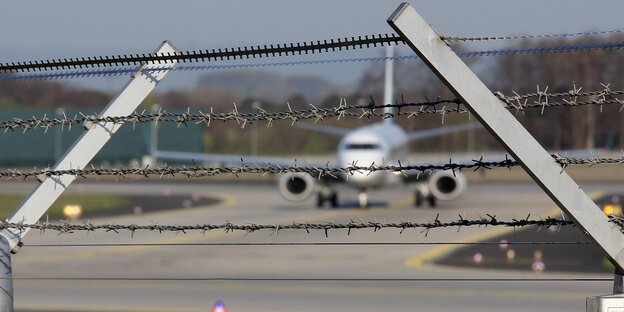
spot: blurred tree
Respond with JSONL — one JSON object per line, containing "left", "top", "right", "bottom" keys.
{"left": 487, "top": 35, "right": 624, "bottom": 150}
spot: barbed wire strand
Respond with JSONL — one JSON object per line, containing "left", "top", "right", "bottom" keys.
{"left": 1, "top": 98, "right": 465, "bottom": 133}
{"left": 0, "top": 98, "right": 456, "bottom": 133}
{"left": 442, "top": 29, "right": 624, "bottom": 42}
{"left": 602, "top": 216, "right": 624, "bottom": 230}
{"left": 0, "top": 216, "right": 575, "bottom": 239}
{"left": 1, "top": 277, "right": 612, "bottom": 282}
{"left": 23, "top": 241, "right": 593, "bottom": 248}
{"left": 0, "top": 34, "right": 405, "bottom": 73}
{"left": 2, "top": 154, "right": 623, "bottom": 182}
{"left": 1, "top": 37, "right": 623, "bottom": 74}
{"left": 497, "top": 83, "right": 624, "bottom": 103}
{"left": 2, "top": 84, "right": 623, "bottom": 133}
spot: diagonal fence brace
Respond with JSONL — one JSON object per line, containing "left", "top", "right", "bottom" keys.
{"left": 0, "top": 41, "right": 179, "bottom": 253}
{"left": 387, "top": 3, "right": 624, "bottom": 271}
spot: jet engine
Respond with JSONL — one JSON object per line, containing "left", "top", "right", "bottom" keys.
{"left": 428, "top": 170, "right": 466, "bottom": 201}
{"left": 278, "top": 173, "right": 316, "bottom": 202}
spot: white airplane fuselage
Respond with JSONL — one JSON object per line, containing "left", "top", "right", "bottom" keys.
{"left": 337, "top": 121, "right": 408, "bottom": 189}
{"left": 153, "top": 45, "right": 470, "bottom": 208}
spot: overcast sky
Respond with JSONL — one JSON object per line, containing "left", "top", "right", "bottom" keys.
{"left": 1, "top": 0, "right": 622, "bottom": 91}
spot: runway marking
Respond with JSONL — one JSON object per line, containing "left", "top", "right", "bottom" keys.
{"left": 404, "top": 191, "right": 604, "bottom": 269}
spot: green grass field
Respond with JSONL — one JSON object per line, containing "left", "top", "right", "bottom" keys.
{"left": 0, "top": 194, "right": 131, "bottom": 219}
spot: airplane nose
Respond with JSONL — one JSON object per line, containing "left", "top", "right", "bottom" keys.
{"left": 341, "top": 154, "right": 385, "bottom": 188}
{"left": 349, "top": 170, "right": 384, "bottom": 185}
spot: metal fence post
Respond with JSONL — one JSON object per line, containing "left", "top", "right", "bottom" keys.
{"left": 387, "top": 3, "right": 624, "bottom": 309}
{"left": 0, "top": 41, "right": 179, "bottom": 253}
{"left": 0, "top": 236, "right": 12, "bottom": 312}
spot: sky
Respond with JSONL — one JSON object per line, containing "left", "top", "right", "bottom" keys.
{"left": 1, "top": 0, "right": 622, "bottom": 92}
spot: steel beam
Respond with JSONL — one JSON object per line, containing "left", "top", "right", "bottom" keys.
{"left": 388, "top": 3, "right": 624, "bottom": 270}
{"left": 0, "top": 236, "right": 12, "bottom": 312}
{"left": 1, "top": 41, "right": 179, "bottom": 252}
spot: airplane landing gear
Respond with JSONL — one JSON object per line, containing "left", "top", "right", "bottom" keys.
{"left": 415, "top": 190, "right": 422, "bottom": 207}
{"left": 414, "top": 185, "right": 436, "bottom": 208}
{"left": 358, "top": 191, "right": 368, "bottom": 208}
{"left": 428, "top": 194, "right": 437, "bottom": 207}
{"left": 316, "top": 189, "right": 338, "bottom": 208}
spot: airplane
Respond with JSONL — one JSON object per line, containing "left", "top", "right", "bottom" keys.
{"left": 149, "top": 46, "right": 482, "bottom": 208}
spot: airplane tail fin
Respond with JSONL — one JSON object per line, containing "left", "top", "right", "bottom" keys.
{"left": 383, "top": 45, "right": 395, "bottom": 125}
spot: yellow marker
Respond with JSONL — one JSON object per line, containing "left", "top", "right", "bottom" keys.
{"left": 62, "top": 204, "right": 82, "bottom": 220}
{"left": 602, "top": 204, "right": 622, "bottom": 216}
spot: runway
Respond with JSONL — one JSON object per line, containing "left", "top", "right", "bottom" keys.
{"left": 2, "top": 180, "right": 620, "bottom": 311}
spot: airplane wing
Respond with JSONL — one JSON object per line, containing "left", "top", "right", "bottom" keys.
{"left": 154, "top": 150, "right": 330, "bottom": 168}
{"left": 298, "top": 121, "right": 482, "bottom": 140}
{"left": 153, "top": 150, "right": 344, "bottom": 186}
{"left": 296, "top": 122, "right": 350, "bottom": 137}
{"left": 406, "top": 122, "right": 482, "bottom": 141}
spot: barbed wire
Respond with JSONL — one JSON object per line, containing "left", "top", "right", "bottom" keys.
{"left": 501, "top": 98, "right": 624, "bottom": 115}
{"left": 496, "top": 83, "right": 624, "bottom": 114}
{"left": 0, "top": 34, "right": 403, "bottom": 73}
{"left": 2, "top": 83, "right": 623, "bottom": 133}
{"left": 0, "top": 98, "right": 463, "bottom": 133}
{"left": 1, "top": 277, "right": 612, "bottom": 282}
{"left": 2, "top": 215, "right": 573, "bottom": 237}
{"left": 1, "top": 36, "right": 623, "bottom": 74}
{"left": 0, "top": 96, "right": 616, "bottom": 134}
{"left": 0, "top": 160, "right": 507, "bottom": 180}
{"left": 23, "top": 241, "right": 593, "bottom": 248}
{"left": 442, "top": 29, "right": 624, "bottom": 42}
{"left": 458, "top": 41, "right": 624, "bottom": 57}
{"left": 604, "top": 216, "right": 624, "bottom": 230}
{"left": 3, "top": 154, "right": 624, "bottom": 181}
{"left": 497, "top": 83, "right": 624, "bottom": 103}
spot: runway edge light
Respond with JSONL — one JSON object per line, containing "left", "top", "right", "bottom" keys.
{"left": 211, "top": 300, "right": 229, "bottom": 312}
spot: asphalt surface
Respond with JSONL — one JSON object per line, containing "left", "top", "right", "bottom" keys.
{"left": 436, "top": 224, "right": 610, "bottom": 274}
{"left": 435, "top": 192, "right": 624, "bottom": 274}
{"left": 1, "top": 180, "right": 621, "bottom": 311}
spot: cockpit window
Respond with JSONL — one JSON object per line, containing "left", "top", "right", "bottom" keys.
{"left": 345, "top": 143, "right": 380, "bottom": 150}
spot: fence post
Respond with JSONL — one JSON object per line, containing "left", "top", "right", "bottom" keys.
{"left": 387, "top": 3, "right": 624, "bottom": 310}
{"left": 0, "top": 236, "right": 12, "bottom": 312}
{"left": 0, "top": 41, "right": 179, "bottom": 253}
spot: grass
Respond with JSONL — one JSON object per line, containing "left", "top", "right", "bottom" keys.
{"left": 602, "top": 257, "right": 616, "bottom": 271}
{"left": 0, "top": 194, "right": 131, "bottom": 219}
